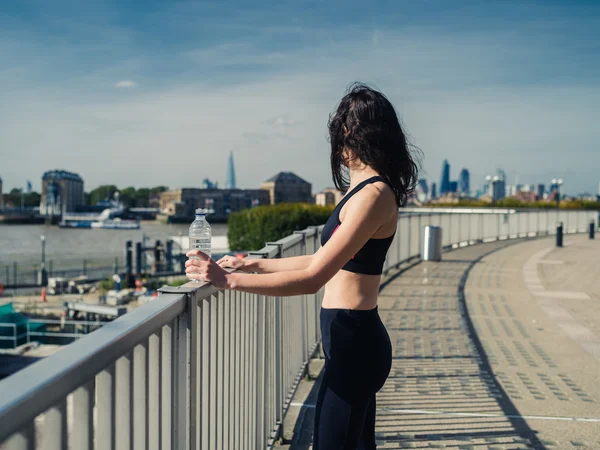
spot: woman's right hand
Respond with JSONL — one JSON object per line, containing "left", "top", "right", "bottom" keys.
{"left": 216, "top": 255, "right": 247, "bottom": 272}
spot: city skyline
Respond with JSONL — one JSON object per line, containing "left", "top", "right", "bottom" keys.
{"left": 1, "top": 158, "right": 597, "bottom": 197}
{"left": 1, "top": 1, "right": 599, "bottom": 195}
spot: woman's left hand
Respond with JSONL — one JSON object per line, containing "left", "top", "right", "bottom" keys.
{"left": 185, "top": 250, "right": 231, "bottom": 289}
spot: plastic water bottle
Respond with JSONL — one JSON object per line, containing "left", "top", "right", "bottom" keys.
{"left": 189, "top": 209, "right": 212, "bottom": 278}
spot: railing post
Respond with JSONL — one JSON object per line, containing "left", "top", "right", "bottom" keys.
{"left": 589, "top": 220, "right": 595, "bottom": 240}
{"left": 294, "top": 230, "right": 310, "bottom": 361}
{"left": 467, "top": 212, "right": 471, "bottom": 244}
{"left": 448, "top": 212, "right": 452, "bottom": 247}
{"left": 275, "top": 292, "right": 282, "bottom": 438}
{"left": 173, "top": 302, "right": 190, "bottom": 450}
{"left": 407, "top": 214, "right": 412, "bottom": 257}
{"left": 418, "top": 214, "right": 422, "bottom": 258}
{"left": 497, "top": 214, "right": 500, "bottom": 240}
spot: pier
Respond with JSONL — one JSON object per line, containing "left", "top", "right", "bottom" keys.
{"left": 0, "top": 208, "right": 597, "bottom": 449}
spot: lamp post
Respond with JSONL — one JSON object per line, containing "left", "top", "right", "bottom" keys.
{"left": 551, "top": 178, "right": 563, "bottom": 209}
{"left": 39, "top": 234, "right": 48, "bottom": 286}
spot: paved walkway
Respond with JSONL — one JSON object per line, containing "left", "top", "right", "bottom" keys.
{"left": 286, "top": 235, "right": 600, "bottom": 449}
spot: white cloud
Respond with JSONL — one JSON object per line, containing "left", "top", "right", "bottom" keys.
{"left": 266, "top": 116, "right": 298, "bottom": 127}
{"left": 1, "top": 18, "right": 599, "bottom": 194}
{"left": 115, "top": 80, "right": 137, "bottom": 88}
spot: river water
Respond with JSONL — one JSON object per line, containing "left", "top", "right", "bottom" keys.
{"left": 0, "top": 222, "right": 228, "bottom": 284}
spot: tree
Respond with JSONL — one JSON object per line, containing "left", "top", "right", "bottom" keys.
{"left": 120, "top": 187, "right": 137, "bottom": 207}
{"left": 88, "top": 185, "right": 118, "bottom": 205}
{"left": 1, "top": 189, "right": 40, "bottom": 208}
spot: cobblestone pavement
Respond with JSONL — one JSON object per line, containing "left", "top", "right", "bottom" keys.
{"left": 287, "top": 235, "right": 600, "bottom": 449}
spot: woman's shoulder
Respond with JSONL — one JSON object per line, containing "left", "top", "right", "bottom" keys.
{"left": 359, "top": 180, "right": 396, "bottom": 206}
{"left": 340, "top": 180, "right": 396, "bottom": 222}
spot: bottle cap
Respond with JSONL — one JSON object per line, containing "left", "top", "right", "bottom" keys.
{"left": 195, "top": 208, "right": 206, "bottom": 216}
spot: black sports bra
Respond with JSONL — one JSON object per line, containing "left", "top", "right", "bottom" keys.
{"left": 320, "top": 176, "right": 395, "bottom": 275}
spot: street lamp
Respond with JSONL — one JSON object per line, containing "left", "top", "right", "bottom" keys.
{"left": 551, "top": 178, "right": 563, "bottom": 209}
{"left": 39, "top": 234, "right": 48, "bottom": 286}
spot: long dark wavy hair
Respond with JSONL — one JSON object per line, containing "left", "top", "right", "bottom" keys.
{"left": 328, "top": 83, "right": 419, "bottom": 206}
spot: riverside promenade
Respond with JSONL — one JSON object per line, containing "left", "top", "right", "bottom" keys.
{"left": 286, "top": 235, "right": 600, "bottom": 449}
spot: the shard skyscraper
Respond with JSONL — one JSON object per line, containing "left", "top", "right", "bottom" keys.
{"left": 226, "top": 151, "right": 237, "bottom": 189}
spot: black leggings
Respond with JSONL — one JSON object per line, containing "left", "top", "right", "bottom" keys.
{"left": 314, "top": 306, "right": 392, "bottom": 449}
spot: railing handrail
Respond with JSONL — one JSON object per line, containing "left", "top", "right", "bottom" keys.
{"left": 0, "top": 286, "right": 194, "bottom": 443}
{"left": 402, "top": 206, "right": 598, "bottom": 215}
{"left": 0, "top": 211, "right": 596, "bottom": 448}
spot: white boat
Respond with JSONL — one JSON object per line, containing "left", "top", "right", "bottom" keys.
{"left": 59, "top": 208, "right": 140, "bottom": 230}
{"left": 90, "top": 218, "right": 140, "bottom": 230}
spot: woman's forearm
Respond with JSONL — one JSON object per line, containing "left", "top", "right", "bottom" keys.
{"left": 227, "top": 269, "right": 321, "bottom": 296}
{"left": 243, "top": 254, "right": 314, "bottom": 274}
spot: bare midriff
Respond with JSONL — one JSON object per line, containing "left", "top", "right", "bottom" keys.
{"left": 321, "top": 269, "right": 381, "bottom": 310}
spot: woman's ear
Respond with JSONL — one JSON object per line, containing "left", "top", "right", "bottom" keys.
{"left": 341, "top": 148, "right": 356, "bottom": 166}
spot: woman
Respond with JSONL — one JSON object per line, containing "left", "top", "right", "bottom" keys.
{"left": 186, "top": 83, "right": 418, "bottom": 449}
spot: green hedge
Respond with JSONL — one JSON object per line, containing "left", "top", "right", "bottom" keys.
{"left": 227, "top": 203, "right": 334, "bottom": 251}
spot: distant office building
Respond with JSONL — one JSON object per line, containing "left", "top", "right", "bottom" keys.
{"left": 492, "top": 181, "right": 504, "bottom": 202}
{"left": 431, "top": 182, "right": 437, "bottom": 199}
{"left": 315, "top": 191, "right": 333, "bottom": 206}
{"left": 494, "top": 169, "right": 507, "bottom": 200}
{"left": 202, "top": 178, "right": 218, "bottom": 189}
{"left": 40, "top": 170, "right": 84, "bottom": 216}
{"left": 514, "top": 191, "right": 537, "bottom": 203}
{"left": 260, "top": 172, "right": 312, "bottom": 205}
{"left": 485, "top": 169, "right": 506, "bottom": 200}
{"left": 160, "top": 188, "right": 270, "bottom": 221}
{"left": 449, "top": 181, "right": 458, "bottom": 193}
{"left": 440, "top": 160, "right": 451, "bottom": 195}
{"left": 537, "top": 184, "right": 545, "bottom": 200}
{"left": 226, "top": 151, "right": 237, "bottom": 190}
{"left": 458, "top": 169, "right": 470, "bottom": 195}
{"left": 315, "top": 188, "right": 343, "bottom": 207}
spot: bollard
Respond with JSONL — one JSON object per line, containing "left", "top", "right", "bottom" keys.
{"left": 135, "top": 242, "right": 143, "bottom": 275}
{"left": 590, "top": 221, "right": 596, "bottom": 240}
{"left": 166, "top": 240, "right": 173, "bottom": 272}
{"left": 125, "top": 241, "right": 133, "bottom": 278}
{"left": 556, "top": 222, "right": 563, "bottom": 247}
{"left": 155, "top": 240, "right": 162, "bottom": 273}
{"left": 422, "top": 226, "right": 443, "bottom": 261}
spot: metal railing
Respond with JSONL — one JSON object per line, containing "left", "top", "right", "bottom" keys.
{"left": 0, "top": 226, "right": 324, "bottom": 450}
{"left": 0, "top": 319, "right": 106, "bottom": 349}
{"left": 0, "top": 208, "right": 596, "bottom": 449}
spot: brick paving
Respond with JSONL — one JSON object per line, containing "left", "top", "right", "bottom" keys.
{"left": 286, "top": 235, "right": 600, "bottom": 449}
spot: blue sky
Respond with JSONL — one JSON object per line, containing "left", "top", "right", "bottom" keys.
{"left": 1, "top": 0, "right": 599, "bottom": 195}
